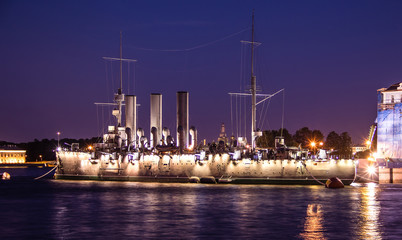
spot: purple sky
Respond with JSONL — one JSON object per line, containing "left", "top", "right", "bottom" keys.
{"left": 1, "top": 0, "right": 402, "bottom": 144}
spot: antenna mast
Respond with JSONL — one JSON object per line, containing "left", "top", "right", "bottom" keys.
{"left": 231, "top": 12, "right": 282, "bottom": 149}
{"left": 251, "top": 10, "right": 257, "bottom": 149}
{"left": 102, "top": 32, "right": 137, "bottom": 128}
{"left": 120, "top": 30, "right": 123, "bottom": 93}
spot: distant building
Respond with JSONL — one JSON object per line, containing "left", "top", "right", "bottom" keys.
{"left": 217, "top": 123, "right": 228, "bottom": 144}
{"left": 352, "top": 145, "right": 368, "bottom": 155}
{"left": 377, "top": 83, "right": 402, "bottom": 183}
{"left": 0, "top": 145, "right": 26, "bottom": 164}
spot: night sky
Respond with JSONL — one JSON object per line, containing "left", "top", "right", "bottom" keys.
{"left": 1, "top": 0, "right": 402, "bottom": 144}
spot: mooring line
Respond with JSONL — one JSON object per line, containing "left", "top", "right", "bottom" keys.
{"left": 302, "top": 162, "right": 325, "bottom": 185}
{"left": 34, "top": 165, "right": 58, "bottom": 180}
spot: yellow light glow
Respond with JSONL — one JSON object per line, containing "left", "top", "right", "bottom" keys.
{"left": 367, "top": 165, "right": 376, "bottom": 175}
{"left": 319, "top": 142, "right": 323, "bottom": 146}
{"left": 366, "top": 140, "right": 371, "bottom": 146}
{"left": 310, "top": 142, "right": 316, "bottom": 147}
{"left": 299, "top": 204, "right": 325, "bottom": 239}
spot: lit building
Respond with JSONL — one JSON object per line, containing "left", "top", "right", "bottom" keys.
{"left": 0, "top": 146, "right": 26, "bottom": 164}
{"left": 376, "top": 83, "right": 402, "bottom": 183}
{"left": 352, "top": 145, "right": 368, "bottom": 155}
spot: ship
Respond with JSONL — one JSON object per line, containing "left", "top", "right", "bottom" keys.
{"left": 55, "top": 13, "right": 356, "bottom": 185}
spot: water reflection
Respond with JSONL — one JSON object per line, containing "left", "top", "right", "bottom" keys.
{"left": 358, "top": 183, "right": 382, "bottom": 239}
{"left": 50, "top": 181, "right": 201, "bottom": 239}
{"left": 299, "top": 204, "right": 326, "bottom": 240}
{"left": 43, "top": 181, "right": 392, "bottom": 239}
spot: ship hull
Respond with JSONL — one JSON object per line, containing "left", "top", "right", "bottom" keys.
{"left": 55, "top": 151, "right": 356, "bottom": 185}
{"left": 54, "top": 174, "right": 355, "bottom": 185}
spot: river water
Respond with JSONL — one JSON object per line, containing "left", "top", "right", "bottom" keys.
{"left": 0, "top": 180, "right": 401, "bottom": 239}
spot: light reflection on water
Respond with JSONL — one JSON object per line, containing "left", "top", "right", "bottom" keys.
{"left": 359, "top": 182, "right": 382, "bottom": 240}
{"left": 299, "top": 204, "right": 325, "bottom": 240}
{"left": 1, "top": 180, "right": 401, "bottom": 239}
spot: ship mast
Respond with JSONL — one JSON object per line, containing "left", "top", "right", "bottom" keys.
{"left": 229, "top": 12, "right": 284, "bottom": 149}
{"left": 117, "top": 31, "right": 124, "bottom": 127}
{"left": 102, "top": 31, "right": 137, "bottom": 127}
{"left": 100, "top": 32, "right": 137, "bottom": 132}
{"left": 250, "top": 10, "right": 257, "bottom": 149}
{"left": 120, "top": 31, "right": 123, "bottom": 92}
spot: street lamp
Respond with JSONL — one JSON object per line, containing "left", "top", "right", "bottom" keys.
{"left": 310, "top": 141, "right": 316, "bottom": 155}
{"left": 57, "top": 132, "right": 61, "bottom": 151}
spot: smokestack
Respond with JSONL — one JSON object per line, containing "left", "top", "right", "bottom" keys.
{"left": 150, "top": 93, "right": 162, "bottom": 147}
{"left": 177, "top": 91, "right": 189, "bottom": 151}
{"left": 125, "top": 95, "right": 137, "bottom": 147}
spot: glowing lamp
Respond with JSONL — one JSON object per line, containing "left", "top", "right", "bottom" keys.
{"left": 367, "top": 165, "right": 376, "bottom": 175}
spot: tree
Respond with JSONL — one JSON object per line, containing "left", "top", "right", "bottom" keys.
{"left": 280, "top": 128, "right": 296, "bottom": 147}
{"left": 256, "top": 130, "right": 274, "bottom": 148}
{"left": 311, "top": 130, "right": 324, "bottom": 144}
{"left": 339, "top": 132, "right": 352, "bottom": 158}
{"left": 256, "top": 128, "right": 295, "bottom": 148}
{"left": 326, "top": 131, "right": 341, "bottom": 150}
{"left": 18, "top": 137, "right": 102, "bottom": 161}
{"left": 293, "top": 127, "right": 323, "bottom": 148}
{"left": 293, "top": 127, "right": 312, "bottom": 148}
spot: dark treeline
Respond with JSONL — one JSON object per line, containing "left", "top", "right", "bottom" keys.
{"left": 1, "top": 137, "right": 101, "bottom": 162}
{"left": 257, "top": 127, "right": 359, "bottom": 158}
{"left": 2, "top": 126, "right": 372, "bottom": 161}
